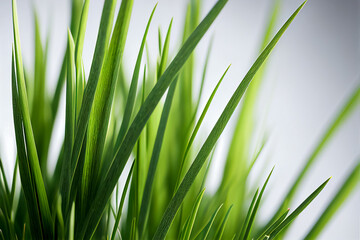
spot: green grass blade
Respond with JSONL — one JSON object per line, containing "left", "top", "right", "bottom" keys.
{"left": 12, "top": 1, "right": 53, "bottom": 238}
{"left": 154, "top": 2, "right": 305, "bottom": 238}
{"left": 181, "top": 188, "right": 205, "bottom": 240}
{"left": 157, "top": 19, "right": 173, "bottom": 78}
{"left": 239, "top": 189, "right": 259, "bottom": 240}
{"left": 194, "top": 204, "right": 223, "bottom": 240}
{"left": 66, "top": 0, "right": 117, "bottom": 214}
{"left": 175, "top": 65, "right": 230, "bottom": 193}
{"left": 81, "top": 0, "right": 228, "bottom": 238}
{"left": 242, "top": 168, "right": 274, "bottom": 240}
{"left": 81, "top": 0, "right": 133, "bottom": 218}
{"left": 114, "top": 4, "right": 157, "bottom": 151}
{"left": 110, "top": 162, "right": 134, "bottom": 240}
{"left": 214, "top": 205, "right": 233, "bottom": 239}
{"left": 268, "top": 177, "right": 331, "bottom": 240}
{"left": 256, "top": 209, "right": 290, "bottom": 240}
{"left": 304, "top": 161, "right": 360, "bottom": 239}
{"left": 59, "top": 30, "right": 76, "bottom": 209}
{"left": 138, "top": 76, "right": 179, "bottom": 237}
{"left": 270, "top": 84, "right": 360, "bottom": 224}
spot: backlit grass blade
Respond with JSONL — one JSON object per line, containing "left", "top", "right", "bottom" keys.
{"left": 81, "top": 0, "right": 229, "bottom": 238}
{"left": 194, "top": 204, "right": 223, "bottom": 240}
{"left": 214, "top": 205, "right": 233, "bottom": 239}
{"left": 138, "top": 77, "right": 179, "bottom": 237}
{"left": 256, "top": 209, "right": 289, "bottom": 240}
{"left": 114, "top": 4, "right": 157, "bottom": 151}
{"left": 59, "top": 30, "right": 76, "bottom": 209}
{"left": 174, "top": 65, "right": 230, "bottom": 192}
{"left": 181, "top": 188, "right": 205, "bottom": 240}
{"left": 270, "top": 84, "right": 360, "bottom": 223}
{"left": 268, "top": 177, "right": 331, "bottom": 240}
{"left": 154, "top": 2, "right": 306, "bottom": 238}
{"left": 110, "top": 162, "right": 134, "bottom": 240}
{"left": 66, "top": 0, "right": 117, "bottom": 214}
{"left": 239, "top": 189, "right": 259, "bottom": 240}
{"left": 12, "top": 0, "right": 53, "bottom": 238}
{"left": 242, "top": 168, "right": 274, "bottom": 240}
{"left": 157, "top": 19, "right": 173, "bottom": 78}
{"left": 304, "top": 161, "right": 360, "bottom": 239}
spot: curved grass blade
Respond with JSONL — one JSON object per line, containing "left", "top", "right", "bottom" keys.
{"left": 66, "top": 0, "right": 117, "bottom": 213}
{"left": 138, "top": 77, "right": 179, "bottom": 237}
{"left": 157, "top": 19, "right": 173, "bottom": 78}
{"left": 80, "top": 0, "right": 229, "bottom": 238}
{"left": 214, "top": 205, "right": 233, "bottom": 239}
{"left": 304, "top": 161, "right": 360, "bottom": 239}
{"left": 174, "top": 65, "right": 230, "bottom": 193}
{"left": 114, "top": 4, "right": 157, "bottom": 152}
{"left": 255, "top": 208, "right": 289, "bottom": 240}
{"left": 268, "top": 177, "right": 331, "bottom": 240}
{"left": 193, "top": 204, "right": 223, "bottom": 240}
{"left": 12, "top": 0, "right": 53, "bottom": 237}
{"left": 268, "top": 84, "right": 360, "bottom": 226}
{"left": 153, "top": 2, "right": 306, "bottom": 238}
{"left": 242, "top": 168, "right": 274, "bottom": 240}
{"left": 110, "top": 162, "right": 134, "bottom": 240}
{"left": 239, "top": 188, "right": 259, "bottom": 240}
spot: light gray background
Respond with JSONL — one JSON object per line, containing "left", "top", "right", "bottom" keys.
{"left": 0, "top": 0, "right": 359, "bottom": 239}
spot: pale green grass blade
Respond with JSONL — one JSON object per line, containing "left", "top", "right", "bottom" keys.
{"left": 154, "top": 3, "right": 305, "bottom": 238}
{"left": 214, "top": 205, "right": 233, "bottom": 239}
{"left": 242, "top": 168, "right": 274, "bottom": 240}
{"left": 81, "top": 0, "right": 228, "bottom": 238}
{"left": 182, "top": 188, "right": 205, "bottom": 240}
{"left": 59, "top": 30, "right": 76, "bottom": 209}
{"left": 157, "top": 19, "right": 173, "bottom": 78}
{"left": 175, "top": 65, "right": 230, "bottom": 192}
{"left": 110, "top": 162, "right": 134, "bottom": 240}
{"left": 271, "top": 84, "right": 360, "bottom": 223}
{"left": 66, "top": 0, "right": 117, "bottom": 214}
{"left": 239, "top": 189, "right": 259, "bottom": 240}
{"left": 268, "top": 177, "right": 331, "bottom": 240}
{"left": 138, "top": 77, "right": 179, "bottom": 237}
{"left": 12, "top": 1, "right": 53, "bottom": 238}
{"left": 255, "top": 209, "right": 289, "bottom": 240}
{"left": 304, "top": 161, "right": 360, "bottom": 239}
{"left": 114, "top": 4, "right": 157, "bottom": 151}
{"left": 193, "top": 204, "right": 223, "bottom": 240}
{"left": 74, "top": 0, "right": 89, "bottom": 67}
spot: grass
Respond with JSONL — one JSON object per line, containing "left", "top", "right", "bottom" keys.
{"left": 0, "top": 0, "right": 359, "bottom": 239}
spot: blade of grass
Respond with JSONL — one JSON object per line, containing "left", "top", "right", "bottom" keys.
{"left": 304, "top": 161, "right": 360, "bottom": 239}
{"left": 193, "top": 204, "right": 223, "bottom": 240}
{"left": 12, "top": 0, "right": 53, "bottom": 237}
{"left": 255, "top": 209, "right": 290, "bottom": 240}
{"left": 214, "top": 205, "right": 233, "bottom": 239}
{"left": 239, "top": 189, "right": 259, "bottom": 240}
{"left": 268, "top": 177, "right": 331, "bottom": 240}
{"left": 80, "top": 0, "right": 229, "bottom": 238}
{"left": 269, "top": 84, "right": 360, "bottom": 225}
{"left": 157, "top": 19, "right": 173, "bottom": 78}
{"left": 153, "top": 2, "right": 306, "bottom": 238}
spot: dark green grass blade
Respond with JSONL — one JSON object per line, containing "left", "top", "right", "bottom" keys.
{"left": 271, "top": 84, "right": 360, "bottom": 222}
{"left": 138, "top": 77, "right": 179, "bottom": 237}
{"left": 60, "top": 30, "right": 76, "bottom": 209}
{"left": 110, "top": 162, "right": 134, "bottom": 240}
{"left": 0, "top": 160, "right": 10, "bottom": 196}
{"left": 242, "top": 168, "right": 274, "bottom": 240}
{"left": 66, "top": 0, "right": 117, "bottom": 214}
{"left": 304, "top": 161, "right": 360, "bottom": 239}
{"left": 239, "top": 189, "right": 259, "bottom": 240}
{"left": 12, "top": 1, "right": 53, "bottom": 238}
{"left": 268, "top": 177, "right": 331, "bottom": 240}
{"left": 81, "top": 0, "right": 133, "bottom": 219}
{"left": 194, "top": 204, "right": 223, "bottom": 240}
{"left": 114, "top": 4, "right": 157, "bottom": 152}
{"left": 182, "top": 188, "right": 205, "bottom": 240}
{"left": 256, "top": 209, "right": 289, "bottom": 240}
{"left": 175, "top": 65, "right": 230, "bottom": 192}
{"left": 153, "top": 2, "right": 306, "bottom": 238}
{"left": 80, "top": 0, "right": 229, "bottom": 238}
{"left": 214, "top": 205, "right": 233, "bottom": 239}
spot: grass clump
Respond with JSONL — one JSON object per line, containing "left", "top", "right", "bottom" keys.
{"left": 0, "top": 0, "right": 359, "bottom": 239}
